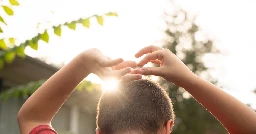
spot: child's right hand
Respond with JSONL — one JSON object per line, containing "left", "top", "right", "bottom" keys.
{"left": 135, "top": 45, "right": 194, "bottom": 87}
{"left": 78, "top": 48, "right": 141, "bottom": 82}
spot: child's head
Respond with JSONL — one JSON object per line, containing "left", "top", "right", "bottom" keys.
{"left": 96, "top": 79, "right": 175, "bottom": 134}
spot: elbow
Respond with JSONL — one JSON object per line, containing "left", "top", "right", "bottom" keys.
{"left": 17, "top": 110, "right": 22, "bottom": 123}
{"left": 17, "top": 109, "right": 26, "bottom": 124}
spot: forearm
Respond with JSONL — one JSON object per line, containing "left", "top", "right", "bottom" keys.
{"left": 18, "top": 55, "right": 90, "bottom": 123}
{"left": 182, "top": 74, "right": 256, "bottom": 134}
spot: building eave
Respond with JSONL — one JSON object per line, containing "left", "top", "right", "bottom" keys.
{"left": 0, "top": 56, "right": 102, "bottom": 113}
{"left": 0, "top": 56, "right": 58, "bottom": 88}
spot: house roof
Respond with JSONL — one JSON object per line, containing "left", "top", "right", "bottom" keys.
{"left": 0, "top": 56, "right": 58, "bottom": 88}
{"left": 0, "top": 56, "right": 101, "bottom": 113}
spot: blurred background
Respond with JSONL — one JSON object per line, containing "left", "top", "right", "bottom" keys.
{"left": 0, "top": 0, "right": 256, "bottom": 133}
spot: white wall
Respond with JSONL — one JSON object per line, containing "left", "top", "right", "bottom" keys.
{"left": 0, "top": 99, "right": 96, "bottom": 134}
{"left": 0, "top": 99, "right": 24, "bottom": 134}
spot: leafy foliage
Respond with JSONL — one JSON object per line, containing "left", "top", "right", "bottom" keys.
{"left": 0, "top": 0, "right": 19, "bottom": 34}
{"left": 0, "top": 0, "right": 118, "bottom": 101}
{"left": 0, "top": 80, "right": 45, "bottom": 101}
{"left": 0, "top": 80, "right": 97, "bottom": 101}
{"left": 0, "top": 12, "right": 118, "bottom": 69}
{"left": 0, "top": 0, "right": 118, "bottom": 70}
{"left": 161, "top": 9, "right": 227, "bottom": 133}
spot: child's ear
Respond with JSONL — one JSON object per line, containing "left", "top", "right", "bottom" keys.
{"left": 96, "top": 128, "right": 101, "bottom": 134}
{"left": 163, "top": 119, "right": 173, "bottom": 134}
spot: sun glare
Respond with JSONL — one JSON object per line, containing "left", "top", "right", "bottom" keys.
{"left": 101, "top": 79, "right": 118, "bottom": 92}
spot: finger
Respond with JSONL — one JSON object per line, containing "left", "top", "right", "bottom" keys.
{"left": 113, "top": 60, "right": 137, "bottom": 70}
{"left": 139, "top": 67, "right": 162, "bottom": 76}
{"left": 98, "top": 57, "right": 124, "bottom": 67}
{"left": 105, "top": 57, "right": 127, "bottom": 70}
{"left": 105, "top": 56, "right": 115, "bottom": 69}
{"left": 105, "top": 56, "right": 119, "bottom": 70}
{"left": 111, "top": 67, "right": 131, "bottom": 78}
{"left": 137, "top": 50, "right": 164, "bottom": 67}
{"left": 119, "top": 74, "right": 142, "bottom": 83}
{"left": 135, "top": 45, "right": 163, "bottom": 58}
{"left": 151, "top": 60, "right": 162, "bottom": 65}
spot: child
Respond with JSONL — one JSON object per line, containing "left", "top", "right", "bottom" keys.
{"left": 17, "top": 46, "right": 256, "bottom": 134}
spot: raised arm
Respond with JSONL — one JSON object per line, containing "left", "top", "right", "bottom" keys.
{"left": 17, "top": 48, "right": 140, "bottom": 134}
{"left": 134, "top": 45, "right": 256, "bottom": 134}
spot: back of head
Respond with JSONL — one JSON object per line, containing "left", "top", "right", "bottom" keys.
{"left": 96, "top": 79, "right": 175, "bottom": 134}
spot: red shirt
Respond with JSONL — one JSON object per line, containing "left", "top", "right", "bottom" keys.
{"left": 29, "top": 125, "right": 57, "bottom": 134}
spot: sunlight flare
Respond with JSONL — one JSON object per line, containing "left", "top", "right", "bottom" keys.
{"left": 101, "top": 79, "right": 118, "bottom": 92}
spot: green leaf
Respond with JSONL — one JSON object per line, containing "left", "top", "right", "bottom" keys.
{"left": 29, "top": 40, "right": 38, "bottom": 50}
{"left": 106, "top": 12, "right": 118, "bottom": 16}
{"left": 21, "top": 88, "right": 29, "bottom": 98}
{"left": 9, "top": 0, "right": 19, "bottom": 6}
{"left": 0, "top": 59, "right": 4, "bottom": 69}
{"left": 82, "top": 18, "right": 90, "bottom": 28}
{"left": 0, "top": 39, "right": 7, "bottom": 49}
{"left": 0, "top": 16, "right": 7, "bottom": 25}
{"left": 2, "top": 6, "right": 14, "bottom": 16}
{"left": 9, "top": 38, "right": 15, "bottom": 45}
{"left": 2, "top": 90, "right": 11, "bottom": 100}
{"left": 67, "top": 22, "right": 76, "bottom": 30}
{"left": 40, "top": 31, "right": 49, "bottom": 43}
{"left": 16, "top": 45, "right": 25, "bottom": 58}
{"left": 13, "top": 89, "right": 20, "bottom": 97}
{"left": 54, "top": 25, "right": 62, "bottom": 36}
{"left": 0, "top": 27, "right": 3, "bottom": 33}
{"left": 4, "top": 51, "right": 15, "bottom": 64}
{"left": 96, "top": 16, "right": 104, "bottom": 25}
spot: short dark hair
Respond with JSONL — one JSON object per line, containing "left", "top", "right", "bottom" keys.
{"left": 96, "top": 79, "right": 175, "bottom": 134}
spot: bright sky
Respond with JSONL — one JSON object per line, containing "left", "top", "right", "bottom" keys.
{"left": 2, "top": 0, "right": 256, "bottom": 108}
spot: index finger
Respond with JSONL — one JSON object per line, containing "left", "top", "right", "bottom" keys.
{"left": 135, "top": 45, "right": 163, "bottom": 58}
{"left": 137, "top": 50, "right": 164, "bottom": 67}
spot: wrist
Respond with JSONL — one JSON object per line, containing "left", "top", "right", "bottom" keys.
{"left": 73, "top": 54, "right": 91, "bottom": 76}
{"left": 178, "top": 72, "right": 200, "bottom": 89}
{"left": 173, "top": 71, "right": 198, "bottom": 88}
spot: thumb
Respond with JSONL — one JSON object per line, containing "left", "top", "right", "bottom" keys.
{"left": 139, "top": 67, "right": 162, "bottom": 76}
